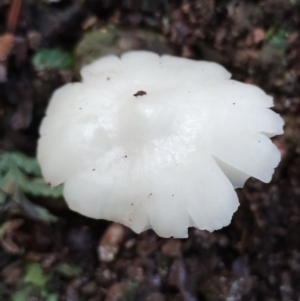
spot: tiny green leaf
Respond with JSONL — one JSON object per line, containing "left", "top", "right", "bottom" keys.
{"left": 12, "top": 287, "right": 32, "bottom": 301}
{"left": 10, "top": 152, "right": 41, "bottom": 176}
{"left": 0, "top": 152, "right": 63, "bottom": 199}
{"left": 265, "top": 28, "right": 287, "bottom": 54}
{"left": 56, "top": 263, "right": 82, "bottom": 278}
{"left": 32, "top": 48, "right": 74, "bottom": 71}
{"left": 0, "top": 190, "right": 6, "bottom": 204}
{"left": 23, "top": 263, "right": 49, "bottom": 288}
{"left": 47, "top": 294, "right": 59, "bottom": 301}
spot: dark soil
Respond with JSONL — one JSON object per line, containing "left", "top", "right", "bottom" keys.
{"left": 1, "top": 0, "right": 300, "bottom": 301}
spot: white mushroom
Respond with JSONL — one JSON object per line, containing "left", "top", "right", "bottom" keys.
{"left": 37, "top": 51, "right": 284, "bottom": 238}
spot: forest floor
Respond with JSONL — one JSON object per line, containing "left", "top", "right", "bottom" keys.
{"left": 1, "top": 0, "right": 300, "bottom": 300}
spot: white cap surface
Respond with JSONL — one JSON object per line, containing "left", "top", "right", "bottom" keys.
{"left": 37, "top": 51, "right": 284, "bottom": 238}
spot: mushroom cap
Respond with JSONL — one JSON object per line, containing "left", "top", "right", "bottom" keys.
{"left": 37, "top": 51, "right": 284, "bottom": 238}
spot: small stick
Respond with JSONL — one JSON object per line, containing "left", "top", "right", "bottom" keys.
{"left": 7, "top": 0, "right": 23, "bottom": 33}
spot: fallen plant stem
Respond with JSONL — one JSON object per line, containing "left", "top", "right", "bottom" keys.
{"left": 0, "top": 0, "right": 22, "bottom": 61}
{"left": 7, "top": 0, "right": 22, "bottom": 32}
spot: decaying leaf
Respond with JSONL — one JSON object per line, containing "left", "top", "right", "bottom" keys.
{"left": 0, "top": 33, "right": 14, "bottom": 61}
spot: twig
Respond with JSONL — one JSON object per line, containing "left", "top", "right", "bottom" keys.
{"left": 7, "top": 0, "right": 23, "bottom": 33}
